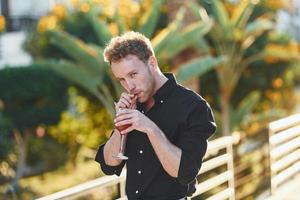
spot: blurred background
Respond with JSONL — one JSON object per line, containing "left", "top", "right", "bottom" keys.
{"left": 0, "top": 0, "right": 300, "bottom": 199}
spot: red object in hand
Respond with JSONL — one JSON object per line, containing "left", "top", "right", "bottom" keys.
{"left": 116, "top": 124, "right": 131, "bottom": 134}
{"left": 115, "top": 94, "right": 136, "bottom": 134}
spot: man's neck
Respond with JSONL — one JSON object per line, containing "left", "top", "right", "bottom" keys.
{"left": 154, "top": 72, "right": 168, "bottom": 93}
{"left": 145, "top": 73, "right": 168, "bottom": 111}
{"left": 145, "top": 97, "right": 155, "bottom": 112}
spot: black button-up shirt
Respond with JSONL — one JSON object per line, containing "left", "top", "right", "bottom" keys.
{"left": 95, "top": 73, "right": 216, "bottom": 200}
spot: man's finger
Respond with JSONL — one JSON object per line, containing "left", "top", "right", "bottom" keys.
{"left": 116, "top": 108, "right": 135, "bottom": 116}
{"left": 114, "top": 113, "right": 133, "bottom": 123}
{"left": 121, "top": 125, "right": 135, "bottom": 134}
{"left": 115, "top": 119, "right": 132, "bottom": 127}
{"left": 118, "top": 98, "right": 130, "bottom": 108}
{"left": 121, "top": 93, "right": 132, "bottom": 104}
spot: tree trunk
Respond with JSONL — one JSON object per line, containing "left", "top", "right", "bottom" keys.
{"left": 69, "top": 140, "right": 80, "bottom": 168}
{"left": 12, "top": 129, "right": 30, "bottom": 189}
{"left": 221, "top": 92, "right": 231, "bottom": 136}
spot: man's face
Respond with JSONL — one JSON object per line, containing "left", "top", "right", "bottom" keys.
{"left": 111, "top": 55, "right": 155, "bottom": 103}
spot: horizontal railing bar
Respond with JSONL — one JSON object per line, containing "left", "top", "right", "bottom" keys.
{"left": 270, "top": 136, "right": 300, "bottom": 160}
{"left": 269, "top": 114, "right": 300, "bottom": 133}
{"left": 270, "top": 125, "right": 300, "bottom": 146}
{"left": 199, "top": 153, "right": 231, "bottom": 174}
{"left": 272, "top": 160, "right": 300, "bottom": 187}
{"left": 193, "top": 171, "right": 232, "bottom": 196}
{"left": 115, "top": 197, "right": 127, "bottom": 200}
{"left": 205, "top": 136, "right": 234, "bottom": 158}
{"left": 271, "top": 149, "right": 300, "bottom": 173}
{"left": 206, "top": 188, "right": 234, "bottom": 200}
{"left": 36, "top": 171, "right": 126, "bottom": 200}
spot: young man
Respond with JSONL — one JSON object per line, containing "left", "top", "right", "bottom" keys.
{"left": 95, "top": 31, "right": 216, "bottom": 200}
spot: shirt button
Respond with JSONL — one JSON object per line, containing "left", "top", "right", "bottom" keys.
{"left": 136, "top": 190, "right": 139, "bottom": 194}
{"left": 160, "top": 100, "right": 163, "bottom": 103}
{"left": 139, "top": 150, "right": 143, "bottom": 154}
{"left": 138, "top": 170, "right": 142, "bottom": 174}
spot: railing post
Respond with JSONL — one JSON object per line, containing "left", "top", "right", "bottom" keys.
{"left": 269, "top": 127, "right": 276, "bottom": 196}
{"left": 227, "top": 137, "right": 235, "bottom": 200}
{"left": 120, "top": 179, "right": 126, "bottom": 198}
{"left": 268, "top": 113, "right": 300, "bottom": 198}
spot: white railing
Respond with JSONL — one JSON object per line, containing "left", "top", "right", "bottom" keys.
{"left": 36, "top": 136, "right": 236, "bottom": 200}
{"left": 189, "top": 136, "right": 235, "bottom": 200}
{"left": 268, "top": 113, "right": 300, "bottom": 195}
{"left": 35, "top": 171, "right": 126, "bottom": 200}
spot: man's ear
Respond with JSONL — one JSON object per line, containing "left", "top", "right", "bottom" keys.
{"left": 148, "top": 56, "right": 158, "bottom": 71}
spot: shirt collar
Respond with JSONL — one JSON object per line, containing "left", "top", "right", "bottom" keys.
{"left": 137, "top": 73, "right": 178, "bottom": 110}
{"left": 153, "top": 73, "right": 177, "bottom": 102}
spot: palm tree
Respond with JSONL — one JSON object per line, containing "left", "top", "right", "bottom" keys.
{"left": 39, "top": 1, "right": 224, "bottom": 118}
{"left": 183, "top": 0, "right": 300, "bottom": 135}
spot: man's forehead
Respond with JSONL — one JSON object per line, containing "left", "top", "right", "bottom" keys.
{"left": 111, "top": 56, "right": 146, "bottom": 77}
{"left": 111, "top": 64, "right": 137, "bottom": 79}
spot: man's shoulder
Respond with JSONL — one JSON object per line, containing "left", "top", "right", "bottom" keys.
{"left": 175, "top": 84, "right": 206, "bottom": 104}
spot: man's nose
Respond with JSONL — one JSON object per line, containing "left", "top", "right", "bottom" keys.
{"left": 126, "top": 80, "right": 135, "bottom": 91}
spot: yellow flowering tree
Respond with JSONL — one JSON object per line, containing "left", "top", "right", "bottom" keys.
{"left": 0, "top": 15, "right": 5, "bottom": 32}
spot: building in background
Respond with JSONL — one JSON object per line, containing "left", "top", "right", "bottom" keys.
{"left": 277, "top": 0, "right": 300, "bottom": 41}
{"left": 0, "top": 0, "right": 68, "bottom": 68}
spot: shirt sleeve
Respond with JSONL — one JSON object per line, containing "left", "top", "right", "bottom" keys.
{"left": 95, "top": 139, "right": 126, "bottom": 176}
{"left": 177, "top": 100, "right": 216, "bottom": 185}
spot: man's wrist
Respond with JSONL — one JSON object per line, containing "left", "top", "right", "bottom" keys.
{"left": 146, "top": 122, "right": 159, "bottom": 138}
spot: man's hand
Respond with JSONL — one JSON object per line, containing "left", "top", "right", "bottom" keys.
{"left": 115, "top": 108, "right": 182, "bottom": 178}
{"left": 114, "top": 109, "right": 154, "bottom": 134}
{"left": 115, "top": 93, "right": 137, "bottom": 112}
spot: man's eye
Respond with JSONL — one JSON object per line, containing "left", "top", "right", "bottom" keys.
{"left": 130, "top": 73, "right": 137, "bottom": 78}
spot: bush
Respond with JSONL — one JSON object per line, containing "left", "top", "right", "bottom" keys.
{"left": 0, "top": 66, "right": 69, "bottom": 129}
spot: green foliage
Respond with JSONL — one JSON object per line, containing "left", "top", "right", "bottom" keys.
{"left": 49, "top": 87, "right": 112, "bottom": 164}
{"left": 25, "top": 0, "right": 218, "bottom": 120}
{"left": 0, "top": 65, "right": 69, "bottom": 188}
{"left": 0, "top": 112, "right": 12, "bottom": 160}
{"left": 0, "top": 66, "right": 69, "bottom": 130}
{"left": 27, "top": 136, "right": 68, "bottom": 171}
{"left": 189, "top": 0, "right": 300, "bottom": 135}
{"left": 177, "top": 55, "right": 226, "bottom": 82}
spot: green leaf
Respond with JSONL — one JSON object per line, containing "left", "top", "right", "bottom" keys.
{"left": 193, "top": 38, "right": 210, "bottom": 54}
{"left": 152, "top": 7, "right": 185, "bottom": 55}
{"left": 111, "top": 77, "right": 124, "bottom": 98}
{"left": 231, "top": 91, "right": 260, "bottom": 129}
{"left": 38, "top": 60, "right": 99, "bottom": 95}
{"left": 176, "top": 55, "right": 226, "bottom": 83}
{"left": 211, "top": 0, "right": 230, "bottom": 34}
{"left": 245, "top": 18, "right": 273, "bottom": 36}
{"left": 188, "top": 1, "right": 210, "bottom": 23}
{"left": 97, "top": 84, "right": 115, "bottom": 115}
{"left": 47, "top": 30, "right": 104, "bottom": 75}
{"left": 112, "top": 10, "right": 126, "bottom": 35}
{"left": 230, "top": 0, "right": 253, "bottom": 29}
{"left": 88, "top": 13, "right": 112, "bottom": 46}
{"left": 161, "top": 20, "right": 213, "bottom": 58}
{"left": 137, "top": 0, "right": 163, "bottom": 38}
{"left": 88, "top": 44, "right": 105, "bottom": 60}
{"left": 38, "top": 59, "right": 115, "bottom": 117}
{"left": 188, "top": 2, "right": 202, "bottom": 20}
